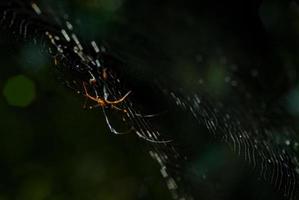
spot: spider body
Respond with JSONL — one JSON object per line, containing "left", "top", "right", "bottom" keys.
{"left": 83, "top": 81, "right": 131, "bottom": 111}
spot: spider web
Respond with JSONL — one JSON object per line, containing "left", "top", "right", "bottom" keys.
{"left": 0, "top": 1, "right": 299, "bottom": 200}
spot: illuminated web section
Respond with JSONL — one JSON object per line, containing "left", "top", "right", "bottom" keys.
{"left": 103, "top": 78, "right": 195, "bottom": 200}
{"left": 0, "top": 0, "right": 170, "bottom": 143}
{"left": 0, "top": 1, "right": 195, "bottom": 199}
{"left": 0, "top": 1, "right": 299, "bottom": 200}
{"left": 162, "top": 85, "right": 299, "bottom": 199}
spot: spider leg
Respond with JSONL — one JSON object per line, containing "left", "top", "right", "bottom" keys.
{"left": 83, "top": 82, "right": 98, "bottom": 102}
{"left": 110, "top": 105, "right": 129, "bottom": 115}
{"left": 102, "top": 107, "right": 132, "bottom": 135}
{"left": 110, "top": 105, "right": 123, "bottom": 112}
{"left": 82, "top": 83, "right": 170, "bottom": 143}
{"left": 83, "top": 82, "right": 107, "bottom": 107}
{"left": 105, "top": 91, "right": 131, "bottom": 105}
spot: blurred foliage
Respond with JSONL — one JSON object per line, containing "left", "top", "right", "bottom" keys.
{"left": 1, "top": 0, "right": 299, "bottom": 200}
{"left": 3, "top": 75, "right": 36, "bottom": 107}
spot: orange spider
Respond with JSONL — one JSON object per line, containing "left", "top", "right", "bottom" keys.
{"left": 83, "top": 82, "right": 131, "bottom": 112}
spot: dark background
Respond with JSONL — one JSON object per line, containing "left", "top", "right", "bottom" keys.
{"left": 1, "top": 0, "right": 299, "bottom": 199}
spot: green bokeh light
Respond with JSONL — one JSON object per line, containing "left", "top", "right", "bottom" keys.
{"left": 3, "top": 75, "right": 36, "bottom": 107}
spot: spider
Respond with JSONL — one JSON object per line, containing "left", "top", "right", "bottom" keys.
{"left": 82, "top": 81, "right": 131, "bottom": 113}
{"left": 83, "top": 69, "right": 171, "bottom": 143}
{"left": 82, "top": 80, "right": 135, "bottom": 135}
{"left": 82, "top": 81, "right": 172, "bottom": 143}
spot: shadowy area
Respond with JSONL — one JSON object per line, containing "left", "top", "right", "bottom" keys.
{"left": 1, "top": 0, "right": 299, "bottom": 200}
